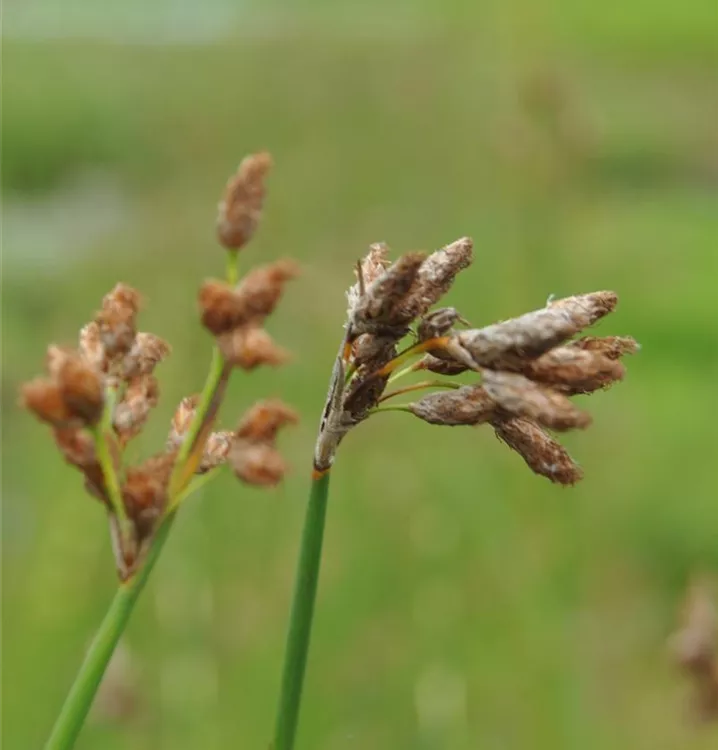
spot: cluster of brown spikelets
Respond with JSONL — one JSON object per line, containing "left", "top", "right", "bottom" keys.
{"left": 315, "top": 238, "right": 638, "bottom": 481}
{"left": 21, "top": 153, "right": 298, "bottom": 579}
{"left": 670, "top": 577, "right": 718, "bottom": 722}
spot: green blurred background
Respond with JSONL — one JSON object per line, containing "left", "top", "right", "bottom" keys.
{"left": 3, "top": 1, "right": 718, "bottom": 747}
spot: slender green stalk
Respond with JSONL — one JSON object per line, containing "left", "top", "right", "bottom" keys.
{"left": 92, "top": 388, "right": 133, "bottom": 546}
{"left": 273, "top": 470, "right": 332, "bottom": 750}
{"left": 44, "top": 513, "right": 176, "bottom": 750}
{"left": 168, "top": 250, "right": 237, "bottom": 498}
{"left": 168, "top": 348, "right": 224, "bottom": 491}
{"left": 378, "top": 378, "right": 460, "bottom": 403}
{"left": 44, "top": 251, "right": 240, "bottom": 750}
{"left": 387, "top": 361, "right": 419, "bottom": 383}
{"left": 371, "top": 403, "right": 413, "bottom": 414}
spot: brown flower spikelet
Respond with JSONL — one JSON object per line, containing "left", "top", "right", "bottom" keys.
{"left": 199, "top": 431, "right": 234, "bottom": 472}
{"left": 30, "top": 348, "right": 105, "bottom": 426}
{"left": 122, "top": 451, "right": 176, "bottom": 536}
{"left": 199, "top": 280, "right": 243, "bottom": 335}
{"left": 54, "top": 427, "right": 96, "bottom": 468}
{"left": 114, "top": 375, "right": 160, "bottom": 442}
{"left": 217, "top": 326, "right": 290, "bottom": 370}
{"left": 449, "top": 291, "right": 618, "bottom": 370}
{"left": 200, "top": 261, "right": 298, "bottom": 335}
{"left": 57, "top": 354, "right": 104, "bottom": 425}
{"left": 482, "top": 369, "right": 591, "bottom": 431}
{"left": 79, "top": 322, "right": 106, "bottom": 371}
{"left": 409, "top": 385, "right": 496, "bottom": 426}
{"left": 520, "top": 346, "right": 625, "bottom": 395}
{"left": 346, "top": 242, "right": 392, "bottom": 315}
{"left": 21, "top": 378, "right": 76, "bottom": 427}
{"left": 232, "top": 260, "right": 300, "bottom": 324}
{"left": 350, "top": 252, "right": 427, "bottom": 336}
{"left": 217, "top": 152, "right": 272, "bottom": 249}
{"left": 399, "top": 237, "right": 474, "bottom": 320}
{"left": 228, "top": 398, "right": 297, "bottom": 486}
{"left": 229, "top": 441, "right": 288, "bottom": 487}
{"left": 167, "top": 395, "right": 200, "bottom": 449}
{"left": 492, "top": 416, "right": 584, "bottom": 485}
{"left": 120, "top": 333, "right": 171, "bottom": 379}
{"left": 236, "top": 399, "right": 299, "bottom": 443}
{"left": 96, "top": 283, "right": 141, "bottom": 357}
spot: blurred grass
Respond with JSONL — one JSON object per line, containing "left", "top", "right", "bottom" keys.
{"left": 3, "top": 3, "right": 718, "bottom": 748}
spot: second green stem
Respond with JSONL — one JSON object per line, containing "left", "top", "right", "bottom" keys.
{"left": 44, "top": 514, "right": 176, "bottom": 750}
{"left": 273, "top": 470, "right": 332, "bottom": 750}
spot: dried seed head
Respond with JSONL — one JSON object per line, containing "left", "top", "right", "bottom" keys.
{"left": 96, "top": 283, "right": 141, "bottom": 358}
{"left": 217, "top": 326, "right": 290, "bottom": 370}
{"left": 569, "top": 335, "right": 640, "bottom": 360}
{"left": 199, "top": 430, "right": 234, "bottom": 472}
{"left": 21, "top": 378, "right": 76, "bottom": 426}
{"left": 521, "top": 346, "right": 625, "bottom": 395}
{"left": 53, "top": 427, "right": 96, "bottom": 468}
{"left": 199, "top": 261, "right": 299, "bottom": 336}
{"left": 120, "top": 333, "right": 171, "bottom": 379}
{"left": 400, "top": 237, "right": 474, "bottom": 320}
{"left": 229, "top": 399, "right": 296, "bottom": 485}
{"left": 79, "top": 322, "right": 107, "bottom": 371}
{"left": 346, "top": 242, "right": 392, "bottom": 316}
{"left": 409, "top": 385, "right": 496, "bottom": 426}
{"left": 236, "top": 399, "right": 299, "bottom": 443}
{"left": 482, "top": 370, "right": 590, "bottom": 431}
{"left": 199, "top": 280, "right": 243, "bottom": 335}
{"left": 113, "top": 375, "right": 160, "bottom": 442}
{"left": 350, "top": 252, "right": 427, "bottom": 336}
{"left": 232, "top": 259, "right": 300, "bottom": 325}
{"left": 417, "top": 307, "right": 466, "bottom": 341}
{"left": 167, "top": 395, "right": 200, "bottom": 449}
{"left": 492, "top": 416, "right": 584, "bottom": 485}
{"left": 229, "top": 440, "right": 288, "bottom": 487}
{"left": 217, "top": 151, "right": 272, "bottom": 250}
{"left": 122, "top": 451, "right": 176, "bottom": 536}
{"left": 51, "top": 350, "right": 105, "bottom": 426}
{"left": 449, "top": 291, "right": 619, "bottom": 370}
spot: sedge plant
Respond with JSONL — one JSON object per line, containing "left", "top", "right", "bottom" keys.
{"left": 21, "top": 153, "right": 299, "bottom": 750}
{"left": 272, "top": 238, "right": 639, "bottom": 749}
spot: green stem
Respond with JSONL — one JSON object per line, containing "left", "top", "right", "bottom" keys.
{"left": 378, "top": 378, "right": 460, "bottom": 403}
{"left": 273, "top": 470, "right": 331, "bottom": 750}
{"left": 168, "top": 250, "right": 238, "bottom": 498}
{"left": 371, "top": 403, "right": 413, "bottom": 414}
{"left": 44, "top": 513, "right": 176, "bottom": 750}
{"left": 93, "top": 388, "right": 133, "bottom": 546}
